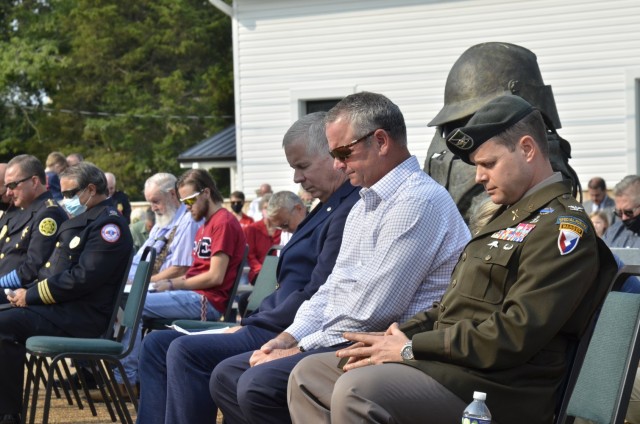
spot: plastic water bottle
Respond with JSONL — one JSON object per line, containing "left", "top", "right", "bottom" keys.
{"left": 461, "top": 391, "right": 492, "bottom": 424}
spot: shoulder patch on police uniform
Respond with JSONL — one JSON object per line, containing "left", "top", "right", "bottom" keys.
{"left": 101, "top": 224, "right": 121, "bottom": 243}
{"left": 39, "top": 217, "right": 58, "bottom": 236}
{"left": 557, "top": 216, "right": 586, "bottom": 255}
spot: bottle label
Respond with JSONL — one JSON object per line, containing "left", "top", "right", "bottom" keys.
{"left": 462, "top": 419, "right": 490, "bottom": 424}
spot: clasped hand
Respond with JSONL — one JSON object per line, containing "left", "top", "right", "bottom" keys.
{"left": 336, "top": 322, "right": 409, "bottom": 371}
{"left": 249, "top": 332, "right": 299, "bottom": 367}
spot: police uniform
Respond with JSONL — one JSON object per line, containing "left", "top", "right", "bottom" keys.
{"left": 111, "top": 190, "right": 131, "bottom": 224}
{"left": 0, "top": 198, "right": 133, "bottom": 416}
{"left": 0, "top": 191, "right": 67, "bottom": 292}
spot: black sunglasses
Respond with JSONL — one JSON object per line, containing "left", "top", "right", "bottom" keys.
{"left": 61, "top": 187, "right": 85, "bottom": 199}
{"left": 615, "top": 206, "right": 640, "bottom": 218}
{"left": 5, "top": 175, "right": 34, "bottom": 190}
{"left": 329, "top": 129, "right": 380, "bottom": 161}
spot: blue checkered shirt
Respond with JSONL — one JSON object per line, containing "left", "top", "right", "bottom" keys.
{"left": 286, "top": 156, "right": 470, "bottom": 349}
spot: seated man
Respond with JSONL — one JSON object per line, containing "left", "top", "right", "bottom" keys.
{"left": 288, "top": 95, "right": 619, "bottom": 424}
{"left": 0, "top": 162, "right": 133, "bottom": 423}
{"left": 107, "top": 172, "right": 202, "bottom": 392}
{"left": 0, "top": 155, "right": 68, "bottom": 296}
{"left": 210, "top": 92, "right": 470, "bottom": 424}
{"left": 135, "top": 111, "right": 360, "bottom": 423}
{"left": 602, "top": 175, "right": 640, "bottom": 248}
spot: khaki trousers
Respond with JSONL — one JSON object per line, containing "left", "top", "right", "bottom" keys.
{"left": 288, "top": 352, "right": 467, "bottom": 424}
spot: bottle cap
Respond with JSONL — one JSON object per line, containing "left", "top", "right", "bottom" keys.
{"left": 473, "top": 391, "right": 487, "bottom": 401}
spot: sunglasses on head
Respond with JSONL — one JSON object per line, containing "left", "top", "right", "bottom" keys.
{"left": 61, "top": 187, "right": 85, "bottom": 199}
{"left": 615, "top": 206, "right": 640, "bottom": 218}
{"left": 329, "top": 129, "right": 381, "bottom": 161}
{"left": 180, "top": 191, "right": 202, "bottom": 206}
{"left": 5, "top": 175, "right": 33, "bottom": 191}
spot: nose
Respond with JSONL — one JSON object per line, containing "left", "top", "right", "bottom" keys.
{"left": 475, "top": 167, "right": 486, "bottom": 185}
{"left": 333, "top": 158, "right": 346, "bottom": 171}
{"left": 293, "top": 169, "right": 304, "bottom": 184}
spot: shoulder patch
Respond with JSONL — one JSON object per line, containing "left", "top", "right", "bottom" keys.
{"left": 558, "top": 229, "right": 580, "bottom": 255}
{"left": 101, "top": 224, "right": 121, "bottom": 243}
{"left": 556, "top": 216, "right": 588, "bottom": 237}
{"left": 39, "top": 218, "right": 58, "bottom": 236}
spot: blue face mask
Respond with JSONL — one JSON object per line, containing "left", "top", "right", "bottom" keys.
{"left": 63, "top": 190, "right": 88, "bottom": 217}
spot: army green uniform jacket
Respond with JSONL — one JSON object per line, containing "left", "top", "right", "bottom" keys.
{"left": 399, "top": 181, "right": 617, "bottom": 424}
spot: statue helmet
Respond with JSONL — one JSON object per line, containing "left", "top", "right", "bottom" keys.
{"left": 428, "top": 42, "right": 562, "bottom": 130}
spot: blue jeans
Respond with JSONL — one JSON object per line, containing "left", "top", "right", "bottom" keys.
{"left": 115, "top": 290, "right": 221, "bottom": 384}
{"left": 210, "top": 346, "right": 341, "bottom": 424}
{"left": 136, "top": 325, "right": 277, "bottom": 424}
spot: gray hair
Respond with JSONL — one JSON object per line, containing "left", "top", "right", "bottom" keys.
{"left": 145, "top": 172, "right": 177, "bottom": 194}
{"left": 60, "top": 162, "right": 108, "bottom": 195}
{"left": 325, "top": 92, "right": 407, "bottom": 146}
{"left": 282, "top": 112, "right": 329, "bottom": 156}
{"left": 266, "top": 191, "right": 304, "bottom": 218}
{"left": 614, "top": 175, "right": 640, "bottom": 203}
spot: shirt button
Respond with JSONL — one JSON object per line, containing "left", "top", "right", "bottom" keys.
{"left": 45, "top": 262, "right": 50, "bottom": 268}
{"left": 461, "top": 252, "right": 467, "bottom": 261}
{"left": 440, "top": 304, "right": 446, "bottom": 312}
{"left": 0, "top": 253, "right": 4, "bottom": 259}
{"left": 484, "top": 255, "right": 492, "bottom": 261}
{"left": 451, "top": 279, "right": 457, "bottom": 287}
{"left": 56, "top": 242, "right": 60, "bottom": 247}
{"left": 5, "top": 237, "right": 9, "bottom": 242}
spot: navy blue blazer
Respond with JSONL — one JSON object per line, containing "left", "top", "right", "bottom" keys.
{"left": 242, "top": 181, "right": 360, "bottom": 333}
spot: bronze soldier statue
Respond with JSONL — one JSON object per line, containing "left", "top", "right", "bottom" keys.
{"left": 425, "top": 42, "right": 580, "bottom": 223}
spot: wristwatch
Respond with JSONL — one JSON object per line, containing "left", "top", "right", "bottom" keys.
{"left": 400, "top": 341, "right": 414, "bottom": 360}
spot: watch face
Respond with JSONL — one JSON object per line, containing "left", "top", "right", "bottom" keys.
{"left": 401, "top": 343, "right": 414, "bottom": 360}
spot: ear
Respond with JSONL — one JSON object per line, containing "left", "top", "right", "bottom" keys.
{"left": 519, "top": 135, "right": 537, "bottom": 162}
{"left": 376, "top": 129, "right": 392, "bottom": 156}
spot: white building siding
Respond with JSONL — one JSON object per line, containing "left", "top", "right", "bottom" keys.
{"left": 231, "top": 0, "right": 640, "bottom": 195}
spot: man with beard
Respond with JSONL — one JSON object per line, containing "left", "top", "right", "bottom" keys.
{"left": 106, "top": 169, "right": 245, "bottom": 397}
{"left": 602, "top": 175, "right": 640, "bottom": 248}
{"left": 107, "top": 172, "right": 202, "bottom": 393}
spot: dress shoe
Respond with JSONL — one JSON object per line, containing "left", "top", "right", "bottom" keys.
{"left": 89, "top": 382, "right": 139, "bottom": 402}
{"left": 0, "top": 414, "right": 20, "bottom": 424}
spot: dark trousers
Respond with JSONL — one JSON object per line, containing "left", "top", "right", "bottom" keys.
{"left": 136, "top": 325, "right": 277, "bottom": 424}
{"left": 210, "top": 345, "right": 341, "bottom": 424}
{"left": 0, "top": 308, "right": 69, "bottom": 414}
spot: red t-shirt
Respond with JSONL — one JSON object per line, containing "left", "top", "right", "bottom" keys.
{"left": 186, "top": 208, "right": 246, "bottom": 313}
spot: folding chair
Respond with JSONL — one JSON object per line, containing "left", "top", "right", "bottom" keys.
{"left": 142, "top": 244, "right": 249, "bottom": 333}
{"left": 172, "top": 245, "right": 280, "bottom": 331}
{"left": 22, "top": 246, "right": 155, "bottom": 424}
{"left": 555, "top": 265, "right": 640, "bottom": 424}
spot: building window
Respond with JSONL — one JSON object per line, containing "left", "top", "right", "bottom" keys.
{"left": 304, "top": 99, "right": 342, "bottom": 114}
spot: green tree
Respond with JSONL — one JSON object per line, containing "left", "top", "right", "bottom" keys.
{"left": 0, "top": 0, "right": 233, "bottom": 200}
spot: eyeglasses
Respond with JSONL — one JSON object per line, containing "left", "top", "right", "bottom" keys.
{"left": 329, "top": 129, "right": 380, "bottom": 161}
{"left": 5, "top": 175, "right": 33, "bottom": 191}
{"left": 180, "top": 191, "right": 201, "bottom": 207}
{"left": 61, "top": 187, "right": 85, "bottom": 199}
{"left": 615, "top": 206, "right": 640, "bottom": 218}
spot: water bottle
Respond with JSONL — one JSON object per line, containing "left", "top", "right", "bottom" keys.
{"left": 461, "top": 391, "right": 492, "bottom": 424}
